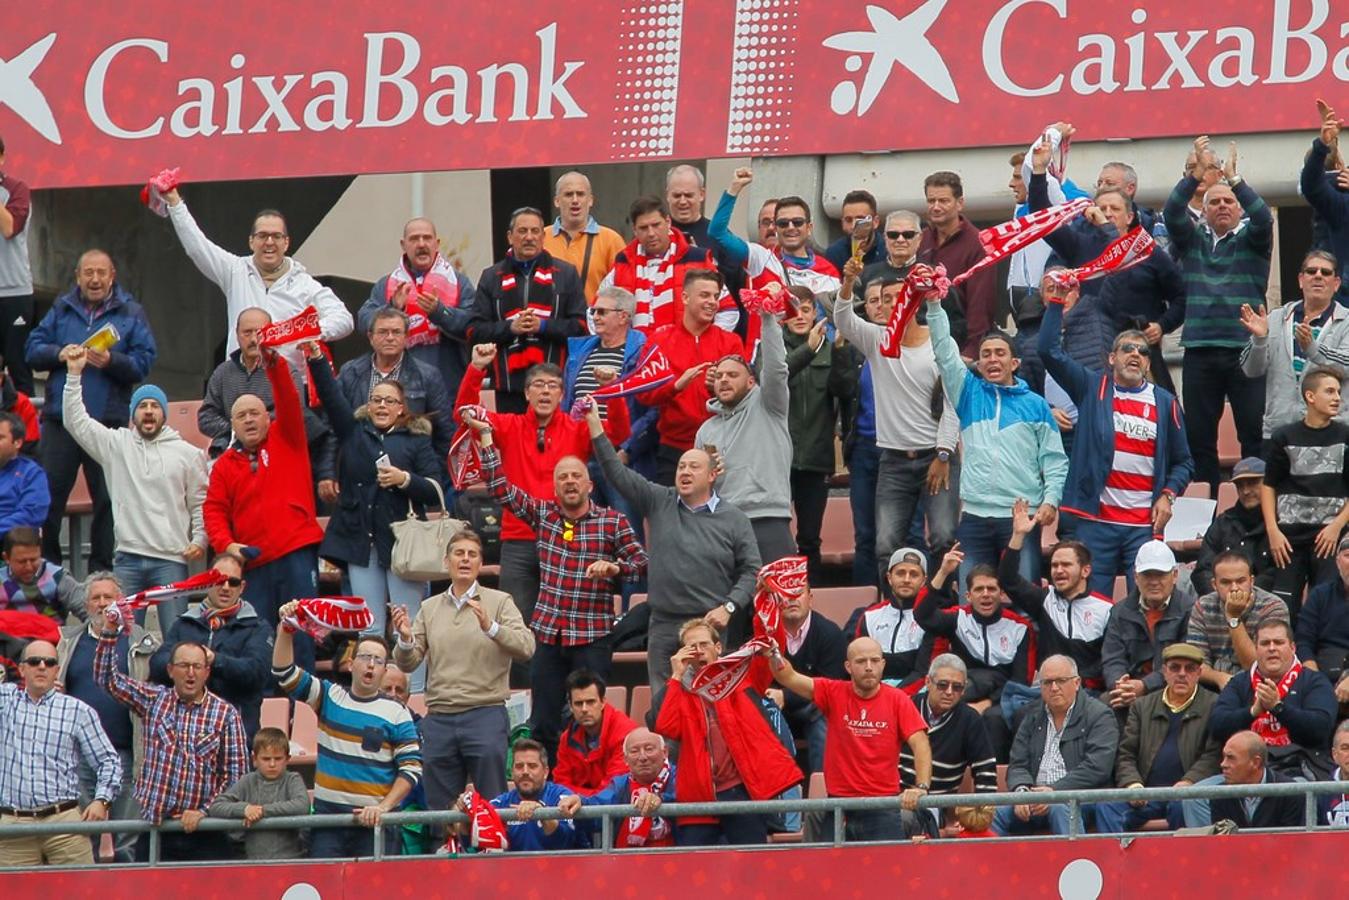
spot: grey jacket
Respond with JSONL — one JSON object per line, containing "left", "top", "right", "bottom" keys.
{"left": 1115, "top": 687, "right": 1221, "bottom": 788}
{"left": 695, "top": 310, "right": 791, "bottom": 520}
{"left": 57, "top": 622, "right": 161, "bottom": 779}
{"left": 208, "top": 769, "right": 310, "bottom": 859}
{"left": 1007, "top": 693, "right": 1119, "bottom": 792}
{"left": 1240, "top": 300, "right": 1349, "bottom": 438}
{"left": 1101, "top": 585, "right": 1198, "bottom": 692}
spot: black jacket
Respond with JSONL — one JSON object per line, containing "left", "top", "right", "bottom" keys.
{"left": 1007, "top": 694, "right": 1119, "bottom": 791}
{"left": 149, "top": 602, "right": 273, "bottom": 739}
{"left": 782, "top": 610, "right": 846, "bottom": 730}
{"left": 1192, "top": 503, "right": 1274, "bottom": 596}
{"left": 1101, "top": 586, "right": 1197, "bottom": 691}
{"left": 469, "top": 251, "right": 586, "bottom": 394}
{"left": 916, "top": 580, "right": 1032, "bottom": 702}
{"left": 309, "top": 357, "right": 444, "bottom": 570}
{"left": 1209, "top": 664, "right": 1338, "bottom": 751}
{"left": 337, "top": 352, "right": 454, "bottom": 462}
{"left": 1294, "top": 579, "right": 1349, "bottom": 679}
{"left": 1210, "top": 770, "right": 1306, "bottom": 828}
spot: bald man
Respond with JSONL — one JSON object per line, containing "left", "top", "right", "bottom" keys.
{"left": 544, "top": 172, "right": 627, "bottom": 303}
{"left": 358, "top": 216, "right": 477, "bottom": 401}
{"left": 585, "top": 401, "right": 760, "bottom": 691}
{"left": 1179, "top": 730, "right": 1307, "bottom": 829}
{"left": 474, "top": 417, "right": 646, "bottom": 757}
{"left": 0, "top": 639, "right": 122, "bottom": 867}
{"left": 558, "top": 726, "right": 677, "bottom": 848}
{"left": 25, "top": 247, "right": 157, "bottom": 570}
{"left": 773, "top": 636, "right": 933, "bottom": 841}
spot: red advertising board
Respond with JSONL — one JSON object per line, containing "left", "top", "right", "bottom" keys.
{"left": 3, "top": 1, "right": 1348, "bottom": 188}
{"left": 7, "top": 832, "right": 1345, "bottom": 899}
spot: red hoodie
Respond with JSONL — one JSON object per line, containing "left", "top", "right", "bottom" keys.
{"left": 553, "top": 703, "right": 637, "bottom": 795}
{"left": 203, "top": 353, "right": 323, "bottom": 566}
{"left": 455, "top": 365, "right": 630, "bottom": 542}
{"left": 642, "top": 320, "right": 745, "bottom": 451}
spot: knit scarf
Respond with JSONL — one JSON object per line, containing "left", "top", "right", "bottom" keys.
{"left": 500, "top": 260, "right": 557, "bottom": 372}
{"left": 626, "top": 229, "right": 692, "bottom": 331}
{"left": 626, "top": 762, "right": 672, "bottom": 846}
{"left": 205, "top": 600, "right": 243, "bottom": 631}
{"left": 386, "top": 255, "right": 462, "bottom": 347}
{"left": 105, "top": 570, "right": 230, "bottom": 634}
{"left": 281, "top": 596, "right": 374, "bottom": 641}
{"left": 258, "top": 306, "right": 321, "bottom": 349}
{"left": 754, "top": 555, "right": 809, "bottom": 650}
{"left": 447, "top": 405, "right": 489, "bottom": 490}
{"left": 689, "top": 638, "right": 773, "bottom": 703}
{"left": 878, "top": 263, "right": 950, "bottom": 358}
{"left": 1250, "top": 659, "right": 1302, "bottom": 747}
{"left": 464, "top": 789, "right": 509, "bottom": 852}
{"left": 568, "top": 342, "right": 674, "bottom": 419}
{"left": 1045, "top": 223, "right": 1156, "bottom": 290}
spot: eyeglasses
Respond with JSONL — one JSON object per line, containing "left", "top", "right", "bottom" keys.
{"left": 1164, "top": 662, "right": 1200, "bottom": 673}
{"left": 171, "top": 662, "right": 207, "bottom": 672}
{"left": 774, "top": 217, "right": 808, "bottom": 229}
{"left": 251, "top": 232, "right": 288, "bottom": 243}
{"left": 1115, "top": 342, "right": 1147, "bottom": 355}
{"left": 369, "top": 396, "right": 403, "bottom": 406}
{"left": 527, "top": 379, "right": 563, "bottom": 391}
{"left": 373, "top": 328, "right": 405, "bottom": 338}
{"left": 353, "top": 653, "right": 387, "bottom": 666}
{"left": 931, "top": 679, "right": 966, "bottom": 693}
{"left": 886, "top": 230, "right": 919, "bottom": 240}
{"left": 1041, "top": 676, "right": 1079, "bottom": 689}
{"left": 22, "top": 656, "right": 58, "bottom": 668}
{"left": 1303, "top": 266, "right": 1336, "bottom": 277}
{"left": 591, "top": 307, "right": 622, "bottom": 317}
{"left": 223, "top": 577, "right": 243, "bottom": 587}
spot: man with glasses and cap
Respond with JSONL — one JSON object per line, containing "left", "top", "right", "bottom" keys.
{"left": 1102, "top": 540, "right": 1198, "bottom": 714}
{"left": 0, "top": 638, "right": 121, "bottom": 866}
{"left": 1193, "top": 457, "right": 1274, "bottom": 596}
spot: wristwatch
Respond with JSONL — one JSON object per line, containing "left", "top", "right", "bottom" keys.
{"left": 1227, "top": 617, "right": 1241, "bottom": 629}
{"left": 915, "top": 782, "right": 931, "bottom": 792}
{"left": 936, "top": 449, "right": 951, "bottom": 463}
{"left": 723, "top": 601, "right": 737, "bottom": 616}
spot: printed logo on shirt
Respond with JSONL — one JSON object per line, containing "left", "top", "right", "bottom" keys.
{"left": 843, "top": 707, "right": 892, "bottom": 738}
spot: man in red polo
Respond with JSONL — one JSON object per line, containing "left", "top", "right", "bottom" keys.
{"left": 552, "top": 670, "right": 637, "bottom": 794}
{"left": 772, "top": 635, "right": 933, "bottom": 841}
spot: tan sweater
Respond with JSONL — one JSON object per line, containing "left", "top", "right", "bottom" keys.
{"left": 394, "top": 584, "right": 535, "bottom": 714}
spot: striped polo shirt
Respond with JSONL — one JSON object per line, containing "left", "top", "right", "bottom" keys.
{"left": 1099, "top": 382, "right": 1157, "bottom": 526}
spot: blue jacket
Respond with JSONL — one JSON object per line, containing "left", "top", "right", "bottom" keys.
{"left": 929, "top": 301, "right": 1067, "bottom": 518}
{"left": 1038, "top": 299, "right": 1193, "bottom": 519}
{"left": 1300, "top": 138, "right": 1349, "bottom": 291}
{"left": 563, "top": 331, "right": 659, "bottom": 454}
{"left": 1295, "top": 579, "right": 1349, "bottom": 674}
{"left": 148, "top": 601, "right": 274, "bottom": 739}
{"left": 491, "top": 781, "right": 581, "bottom": 851}
{"left": 0, "top": 454, "right": 49, "bottom": 534}
{"left": 337, "top": 352, "right": 453, "bottom": 462}
{"left": 1208, "top": 664, "right": 1338, "bottom": 750}
{"left": 25, "top": 284, "right": 157, "bottom": 423}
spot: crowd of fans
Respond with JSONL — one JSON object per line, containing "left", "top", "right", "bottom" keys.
{"left": 5, "top": 103, "right": 1349, "bottom": 866}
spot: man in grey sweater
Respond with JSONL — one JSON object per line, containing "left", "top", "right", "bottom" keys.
{"left": 695, "top": 306, "right": 794, "bottom": 563}
{"left": 586, "top": 403, "right": 760, "bottom": 692}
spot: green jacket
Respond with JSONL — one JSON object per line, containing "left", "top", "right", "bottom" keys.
{"left": 784, "top": 328, "right": 853, "bottom": 473}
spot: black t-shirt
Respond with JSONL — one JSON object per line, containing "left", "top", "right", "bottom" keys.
{"left": 1265, "top": 419, "right": 1349, "bottom": 540}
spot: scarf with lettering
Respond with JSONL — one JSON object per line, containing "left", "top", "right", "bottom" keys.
{"left": 106, "top": 570, "right": 230, "bottom": 634}
{"left": 625, "top": 761, "right": 672, "bottom": 846}
{"left": 463, "top": 789, "right": 509, "bottom": 852}
{"left": 447, "top": 405, "right": 489, "bottom": 489}
{"left": 259, "top": 306, "right": 322, "bottom": 349}
{"left": 386, "top": 255, "right": 462, "bottom": 347}
{"left": 689, "top": 638, "right": 773, "bottom": 703}
{"left": 753, "top": 555, "right": 809, "bottom": 650}
{"left": 1044, "top": 223, "right": 1157, "bottom": 291}
{"left": 1250, "top": 659, "right": 1303, "bottom": 747}
{"left": 281, "top": 596, "right": 373, "bottom": 641}
{"left": 877, "top": 263, "right": 950, "bottom": 357}
{"left": 567, "top": 341, "right": 675, "bottom": 419}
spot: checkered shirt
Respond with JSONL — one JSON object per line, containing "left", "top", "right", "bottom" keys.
{"left": 0, "top": 683, "right": 121, "bottom": 808}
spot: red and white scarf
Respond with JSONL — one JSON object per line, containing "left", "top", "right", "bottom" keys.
{"left": 447, "top": 404, "right": 489, "bottom": 489}
{"left": 465, "top": 789, "right": 509, "bottom": 852}
{"left": 107, "top": 570, "right": 229, "bottom": 634}
{"left": 878, "top": 263, "right": 950, "bottom": 358}
{"left": 281, "top": 596, "right": 374, "bottom": 641}
{"left": 753, "top": 555, "right": 809, "bottom": 649}
{"left": 627, "top": 229, "right": 693, "bottom": 332}
{"left": 625, "top": 761, "right": 672, "bottom": 846}
{"left": 259, "top": 306, "right": 322, "bottom": 348}
{"left": 1045, "top": 224, "right": 1157, "bottom": 291}
{"left": 385, "top": 255, "right": 462, "bottom": 347}
{"left": 1250, "top": 659, "right": 1303, "bottom": 747}
{"left": 689, "top": 638, "right": 773, "bottom": 703}
{"left": 140, "top": 167, "right": 180, "bottom": 217}
{"left": 567, "top": 342, "right": 675, "bottom": 421}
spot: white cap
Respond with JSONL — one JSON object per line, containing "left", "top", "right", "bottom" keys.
{"left": 1134, "top": 540, "right": 1176, "bottom": 574}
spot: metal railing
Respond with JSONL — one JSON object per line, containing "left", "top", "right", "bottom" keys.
{"left": 0, "top": 779, "right": 1344, "bottom": 868}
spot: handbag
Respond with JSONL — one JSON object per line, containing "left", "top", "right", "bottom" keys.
{"left": 390, "top": 478, "right": 468, "bottom": 580}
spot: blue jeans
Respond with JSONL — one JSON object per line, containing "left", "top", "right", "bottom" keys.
{"left": 310, "top": 799, "right": 374, "bottom": 858}
{"left": 1070, "top": 515, "right": 1152, "bottom": 596}
{"left": 993, "top": 801, "right": 1096, "bottom": 836}
{"left": 347, "top": 547, "right": 428, "bottom": 691}
{"left": 875, "top": 449, "right": 959, "bottom": 585}
{"left": 845, "top": 808, "right": 906, "bottom": 842}
{"left": 1181, "top": 774, "right": 1226, "bottom": 827}
{"left": 114, "top": 552, "right": 189, "bottom": 625}
{"left": 77, "top": 745, "right": 138, "bottom": 862}
{"left": 245, "top": 546, "right": 317, "bottom": 673}
{"left": 848, "top": 436, "right": 880, "bottom": 587}
{"left": 1095, "top": 799, "right": 1184, "bottom": 833}
{"left": 956, "top": 515, "right": 1037, "bottom": 592}
{"left": 675, "top": 784, "right": 768, "bottom": 846}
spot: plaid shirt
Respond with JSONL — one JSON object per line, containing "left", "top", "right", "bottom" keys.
{"left": 1036, "top": 702, "right": 1074, "bottom": 786}
{"left": 95, "top": 634, "right": 248, "bottom": 823}
{"left": 483, "top": 444, "right": 646, "bottom": 645}
{"left": 1185, "top": 588, "right": 1290, "bottom": 675}
{"left": 0, "top": 684, "right": 121, "bottom": 808}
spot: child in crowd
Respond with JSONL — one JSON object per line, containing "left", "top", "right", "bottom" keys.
{"left": 209, "top": 727, "right": 310, "bottom": 859}
{"left": 954, "top": 805, "right": 996, "bottom": 838}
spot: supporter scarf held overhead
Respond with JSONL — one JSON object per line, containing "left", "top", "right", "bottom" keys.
{"left": 106, "top": 570, "right": 230, "bottom": 634}
{"left": 447, "top": 405, "right": 489, "bottom": 490}
{"left": 140, "top": 167, "right": 181, "bottom": 217}
{"left": 688, "top": 638, "right": 773, "bottom": 703}
{"left": 567, "top": 342, "right": 675, "bottom": 419}
{"left": 878, "top": 199, "right": 1091, "bottom": 358}
{"left": 753, "top": 555, "right": 809, "bottom": 649}
{"left": 259, "top": 306, "right": 322, "bottom": 348}
{"left": 1249, "top": 659, "right": 1303, "bottom": 747}
{"left": 1044, "top": 223, "right": 1157, "bottom": 291}
{"left": 281, "top": 596, "right": 374, "bottom": 641}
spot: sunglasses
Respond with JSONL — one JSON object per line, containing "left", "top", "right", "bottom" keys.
{"left": 562, "top": 521, "right": 575, "bottom": 542}
{"left": 774, "top": 217, "right": 808, "bottom": 229}
{"left": 1115, "top": 342, "right": 1148, "bottom": 355}
{"left": 1303, "top": 266, "right": 1336, "bottom": 277}
{"left": 886, "top": 230, "right": 919, "bottom": 240}
{"left": 224, "top": 577, "right": 243, "bottom": 587}
{"left": 931, "top": 679, "right": 966, "bottom": 693}
{"left": 23, "top": 656, "right": 58, "bottom": 668}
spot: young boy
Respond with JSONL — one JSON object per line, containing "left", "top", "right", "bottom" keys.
{"left": 209, "top": 727, "right": 310, "bottom": 859}
{"left": 1263, "top": 366, "right": 1349, "bottom": 623}
{"left": 954, "top": 805, "right": 995, "bottom": 838}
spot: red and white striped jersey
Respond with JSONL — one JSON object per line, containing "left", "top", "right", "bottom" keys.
{"left": 1098, "top": 382, "right": 1158, "bottom": 527}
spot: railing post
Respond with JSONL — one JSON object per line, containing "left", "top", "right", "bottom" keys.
{"left": 1067, "top": 799, "right": 1080, "bottom": 839}
{"left": 1305, "top": 793, "right": 1318, "bottom": 831}
{"left": 373, "top": 821, "right": 385, "bottom": 860}
{"left": 600, "top": 814, "right": 613, "bottom": 852}
{"left": 832, "top": 807, "right": 844, "bottom": 846}
{"left": 148, "top": 826, "right": 161, "bottom": 865}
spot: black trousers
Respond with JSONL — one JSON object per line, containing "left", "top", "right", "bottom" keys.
{"left": 1181, "top": 347, "right": 1264, "bottom": 488}
{"left": 529, "top": 636, "right": 614, "bottom": 761}
{"left": 40, "top": 417, "right": 115, "bottom": 570}
{"left": 790, "top": 468, "right": 830, "bottom": 582}
{"left": 1, "top": 294, "right": 35, "bottom": 394}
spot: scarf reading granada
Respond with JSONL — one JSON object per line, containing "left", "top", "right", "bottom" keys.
{"left": 878, "top": 199, "right": 1091, "bottom": 358}
{"left": 1250, "top": 659, "right": 1303, "bottom": 747}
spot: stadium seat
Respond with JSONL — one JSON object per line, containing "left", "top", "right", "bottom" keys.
{"left": 1112, "top": 576, "right": 1129, "bottom": 601}
{"left": 260, "top": 697, "right": 291, "bottom": 737}
{"left": 819, "top": 496, "right": 856, "bottom": 567}
{"left": 289, "top": 701, "right": 319, "bottom": 768}
{"left": 408, "top": 693, "right": 428, "bottom": 717}
{"left": 628, "top": 685, "right": 652, "bottom": 726}
{"left": 1217, "top": 404, "right": 1240, "bottom": 469}
{"left": 807, "top": 772, "right": 826, "bottom": 799}
{"left": 1182, "top": 482, "right": 1211, "bottom": 500}
{"left": 810, "top": 585, "right": 877, "bottom": 630}
{"left": 606, "top": 686, "right": 627, "bottom": 716}
{"left": 1216, "top": 481, "right": 1237, "bottom": 515}
{"left": 167, "top": 399, "right": 212, "bottom": 450}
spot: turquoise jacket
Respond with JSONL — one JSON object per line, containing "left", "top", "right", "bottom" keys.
{"left": 928, "top": 301, "right": 1068, "bottom": 518}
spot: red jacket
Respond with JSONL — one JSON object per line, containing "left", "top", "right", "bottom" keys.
{"left": 608, "top": 228, "right": 726, "bottom": 334}
{"left": 553, "top": 703, "right": 637, "bottom": 794}
{"left": 655, "top": 658, "right": 801, "bottom": 822}
{"left": 204, "top": 354, "right": 324, "bottom": 566}
{"left": 455, "top": 365, "right": 630, "bottom": 541}
{"left": 643, "top": 321, "right": 745, "bottom": 451}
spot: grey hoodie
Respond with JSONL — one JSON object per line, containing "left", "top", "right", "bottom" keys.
{"left": 695, "top": 310, "right": 792, "bottom": 520}
{"left": 63, "top": 373, "right": 209, "bottom": 561}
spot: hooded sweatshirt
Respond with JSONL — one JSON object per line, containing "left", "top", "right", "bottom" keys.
{"left": 694, "top": 309, "right": 792, "bottom": 520}
{"left": 63, "top": 372, "right": 208, "bottom": 561}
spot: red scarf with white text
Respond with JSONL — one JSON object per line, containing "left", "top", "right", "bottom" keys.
{"left": 1250, "top": 659, "right": 1302, "bottom": 747}
{"left": 625, "top": 761, "right": 672, "bottom": 846}
{"left": 385, "top": 255, "right": 462, "bottom": 347}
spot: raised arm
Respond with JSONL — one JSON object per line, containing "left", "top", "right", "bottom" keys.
{"left": 1000, "top": 502, "right": 1049, "bottom": 618}
{"left": 707, "top": 168, "right": 754, "bottom": 268}
{"left": 926, "top": 297, "right": 969, "bottom": 410}
{"left": 587, "top": 405, "right": 662, "bottom": 514}
{"left": 265, "top": 350, "right": 308, "bottom": 453}
{"left": 1036, "top": 289, "right": 1093, "bottom": 403}
{"left": 166, "top": 196, "right": 243, "bottom": 287}
{"left": 305, "top": 348, "right": 356, "bottom": 437}
{"left": 769, "top": 653, "right": 815, "bottom": 703}
{"left": 756, "top": 307, "right": 790, "bottom": 417}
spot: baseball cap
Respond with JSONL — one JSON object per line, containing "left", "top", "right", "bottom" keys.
{"left": 1134, "top": 540, "right": 1176, "bottom": 574}
{"left": 1231, "top": 457, "right": 1265, "bottom": 481}
{"left": 1337, "top": 536, "right": 1349, "bottom": 555}
{"left": 888, "top": 547, "right": 928, "bottom": 573}
{"left": 1162, "top": 643, "right": 1204, "bottom": 664}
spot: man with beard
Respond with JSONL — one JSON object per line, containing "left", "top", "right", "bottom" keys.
{"left": 771, "top": 636, "right": 932, "bottom": 841}
{"left": 558, "top": 727, "right": 677, "bottom": 848}
{"left": 275, "top": 604, "right": 422, "bottom": 859}
{"left": 63, "top": 347, "right": 208, "bottom": 607}
{"left": 462, "top": 738, "right": 581, "bottom": 851}
{"left": 854, "top": 548, "right": 938, "bottom": 689}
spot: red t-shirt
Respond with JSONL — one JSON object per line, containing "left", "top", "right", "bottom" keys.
{"left": 813, "top": 679, "right": 927, "bottom": 798}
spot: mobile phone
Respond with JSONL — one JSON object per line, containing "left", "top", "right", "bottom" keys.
{"left": 375, "top": 453, "right": 391, "bottom": 469}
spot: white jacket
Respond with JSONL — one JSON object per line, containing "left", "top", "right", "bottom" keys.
{"left": 167, "top": 200, "right": 353, "bottom": 369}
{"left": 63, "top": 374, "right": 209, "bottom": 562}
